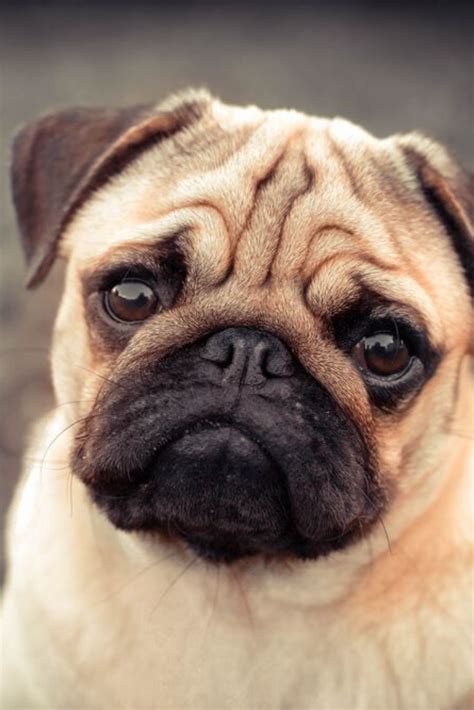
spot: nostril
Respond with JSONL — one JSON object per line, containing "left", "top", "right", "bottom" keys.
{"left": 200, "top": 335, "right": 234, "bottom": 367}
{"left": 264, "top": 346, "right": 295, "bottom": 378}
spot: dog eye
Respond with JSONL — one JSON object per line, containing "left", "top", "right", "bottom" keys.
{"left": 104, "top": 280, "right": 160, "bottom": 322}
{"left": 352, "top": 331, "right": 411, "bottom": 378}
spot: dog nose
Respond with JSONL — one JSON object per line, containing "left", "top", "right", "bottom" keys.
{"left": 200, "top": 327, "right": 294, "bottom": 385}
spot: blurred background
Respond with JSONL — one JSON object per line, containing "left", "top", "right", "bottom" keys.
{"left": 0, "top": 0, "right": 472, "bottom": 581}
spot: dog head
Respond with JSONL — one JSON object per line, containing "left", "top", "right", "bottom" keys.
{"left": 12, "top": 89, "right": 473, "bottom": 563}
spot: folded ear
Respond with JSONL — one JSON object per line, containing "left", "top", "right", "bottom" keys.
{"left": 396, "top": 132, "right": 474, "bottom": 296}
{"left": 11, "top": 90, "right": 211, "bottom": 288}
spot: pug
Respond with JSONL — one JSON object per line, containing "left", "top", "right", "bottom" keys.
{"left": 1, "top": 89, "right": 473, "bottom": 709}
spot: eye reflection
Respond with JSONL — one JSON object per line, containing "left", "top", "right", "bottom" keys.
{"left": 353, "top": 331, "right": 411, "bottom": 377}
{"left": 104, "top": 280, "right": 160, "bottom": 322}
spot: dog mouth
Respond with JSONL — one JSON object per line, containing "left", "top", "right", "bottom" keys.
{"left": 87, "top": 418, "right": 296, "bottom": 562}
{"left": 73, "top": 327, "right": 385, "bottom": 564}
{"left": 83, "top": 412, "right": 370, "bottom": 563}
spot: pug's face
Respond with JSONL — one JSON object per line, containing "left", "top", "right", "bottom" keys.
{"left": 13, "top": 90, "right": 473, "bottom": 563}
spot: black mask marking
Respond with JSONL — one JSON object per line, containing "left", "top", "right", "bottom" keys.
{"left": 73, "top": 327, "right": 386, "bottom": 562}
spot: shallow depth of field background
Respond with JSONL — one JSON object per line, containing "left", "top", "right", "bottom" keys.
{"left": 0, "top": 0, "right": 472, "bottom": 580}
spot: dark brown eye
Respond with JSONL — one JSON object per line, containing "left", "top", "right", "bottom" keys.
{"left": 353, "top": 332, "right": 411, "bottom": 377}
{"left": 104, "top": 280, "right": 159, "bottom": 323}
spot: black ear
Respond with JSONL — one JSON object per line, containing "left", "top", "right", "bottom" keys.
{"left": 396, "top": 133, "right": 474, "bottom": 296}
{"left": 11, "top": 89, "right": 211, "bottom": 288}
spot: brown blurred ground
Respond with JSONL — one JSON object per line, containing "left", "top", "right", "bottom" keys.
{"left": 0, "top": 0, "right": 472, "bottom": 581}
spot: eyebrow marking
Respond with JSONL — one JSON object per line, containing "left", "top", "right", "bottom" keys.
{"left": 81, "top": 232, "right": 186, "bottom": 285}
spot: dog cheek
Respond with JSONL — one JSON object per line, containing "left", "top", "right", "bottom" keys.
{"left": 374, "top": 358, "right": 461, "bottom": 500}
{"left": 287, "top": 439, "right": 380, "bottom": 542}
{"left": 51, "top": 292, "right": 91, "bottom": 409}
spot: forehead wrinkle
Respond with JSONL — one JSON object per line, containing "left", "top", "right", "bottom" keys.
{"left": 325, "top": 132, "right": 365, "bottom": 201}
{"left": 326, "top": 123, "right": 425, "bottom": 268}
{"left": 157, "top": 111, "right": 310, "bottom": 241}
{"left": 306, "top": 248, "right": 399, "bottom": 288}
{"left": 231, "top": 147, "right": 314, "bottom": 286}
{"left": 302, "top": 223, "right": 402, "bottom": 283}
{"left": 306, "top": 126, "right": 406, "bottom": 235}
{"left": 228, "top": 117, "right": 373, "bottom": 287}
{"left": 305, "top": 123, "right": 361, "bottom": 201}
{"left": 326, "top": 122, "right": 418, "bottom": 239}
{"left": 284, "top": 129, "right": 403, "bottom": 269}
{"left": 304, "top": 253, "right": 402, "bottom": 317}
{"left": 273, "top": 141, "right": 404, "bottom": 282}
{"left": 65, "top": 108, "right": 303, "bottom": 261}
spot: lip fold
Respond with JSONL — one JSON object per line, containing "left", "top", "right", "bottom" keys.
{"left": 155, "top": 417, "right": 282, "bottom": 469}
